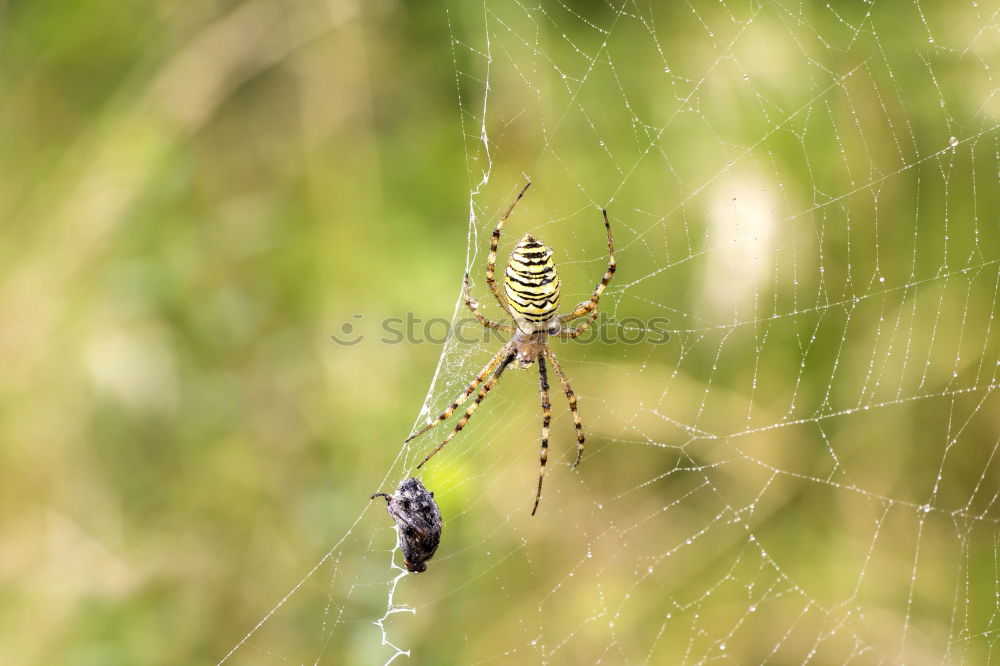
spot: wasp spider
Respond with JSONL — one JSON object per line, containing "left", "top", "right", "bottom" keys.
{"left": 407, "top": 182, "right": 616, "bottom": 515}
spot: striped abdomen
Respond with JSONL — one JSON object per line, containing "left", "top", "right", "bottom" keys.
{"left": 504, "top": 233, "right": 560, "bottom": 330}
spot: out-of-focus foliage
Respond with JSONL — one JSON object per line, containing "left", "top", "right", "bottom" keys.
{"left": 1, "top": 1, "right": 466, "bottom": 662}
{"left": 1, "top": 0, "right": 998, "bottom": 664}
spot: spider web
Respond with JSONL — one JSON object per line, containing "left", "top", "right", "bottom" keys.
{"left": 222, "top": 1, "right": 1000, "bottom": 663}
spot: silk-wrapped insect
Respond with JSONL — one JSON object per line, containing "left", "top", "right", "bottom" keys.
{"left": 371, "top": 478, "right": 442, "bottom": 573}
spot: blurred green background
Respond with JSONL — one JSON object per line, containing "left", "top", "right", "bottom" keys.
{"left": 2, "top": 0, "right": 999, "bottom": 664}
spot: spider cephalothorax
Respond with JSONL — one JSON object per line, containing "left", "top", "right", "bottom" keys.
{"left": 406, "top": 182, "right": 615, "bottom": 515}
{"left": 511, "top": 328, "right": 549, "bottom": 369}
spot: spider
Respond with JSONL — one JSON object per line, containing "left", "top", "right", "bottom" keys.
{"left": 407, "top": 182, "right": 616, "bottom": 515}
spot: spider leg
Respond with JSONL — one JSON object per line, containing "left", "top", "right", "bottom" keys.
{"left": 486, "top": 182, "right": 531, "bottom": 315}
{"left": 545, "top": 348, "right": 586, "bottom": 467}
{"left": 405, "top": 343, "right": 513, "bottom": 443}
{"left": 558, "top": 208, "right": 616, "bottom": 325}
{"left": 416, "top": 352, "right": 515, "bottom": 469}
{"left": 557, "top": 310, "right": 600, "bottom": 339}
{"left": 464, "top": 273, "right": 513, "bottom": 332}
{"left": 531, "top": 357, "right": 552, "bottom": 516}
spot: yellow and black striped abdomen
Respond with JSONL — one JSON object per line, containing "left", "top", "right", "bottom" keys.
{"left": 504, "top": 234, "right": 560, "bottom": 329}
